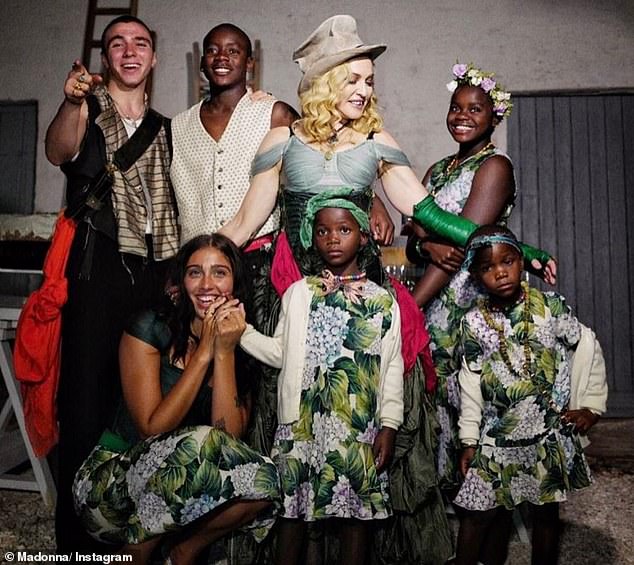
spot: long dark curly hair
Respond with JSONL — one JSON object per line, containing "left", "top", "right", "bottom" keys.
{"left": 166, "top": 234, "right": 251, "bottom": 398}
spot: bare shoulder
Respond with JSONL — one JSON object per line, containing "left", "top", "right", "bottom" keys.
{"left": 422, "top": 164, "right": 434, "bottom": 186}
{"left": 374, "top": 129, "right": 401, "bottom": 149}
{"left": 271, "top": 101, "right": 300, "bottom": 127}
{"left": 475, "top": 153, "right": 515, "bottom": 179}
{"left": 257, "top": 125, "right": 292, "bottom": 153}
{"left": 471, "top": 154, "right": 516, "bottom": 196}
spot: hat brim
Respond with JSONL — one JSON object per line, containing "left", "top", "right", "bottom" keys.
{"left": 297, "top": 44, "right": 386, "bottom": 94}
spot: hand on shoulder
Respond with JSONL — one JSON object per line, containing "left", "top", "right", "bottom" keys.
{"left": 271, "top": 101, "right": 300, "bottom": 128}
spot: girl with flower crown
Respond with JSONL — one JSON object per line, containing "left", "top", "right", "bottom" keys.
{"left": 452, "top": 224, "right": 607, "bottom": 565}
{"left": 240, "top": 190, "right": 405, "bottom": 565}
{"left": 405, "top": 63, "right": 545, "bottom": 495}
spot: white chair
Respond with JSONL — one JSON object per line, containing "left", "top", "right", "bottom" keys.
{"left": 0, "top": 294, "right": 56, "bottom": 508}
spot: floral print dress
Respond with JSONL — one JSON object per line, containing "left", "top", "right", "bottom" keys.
{"left": 424, "top": 147, "right": 515, "bottom": 492}
{"left": 272, "top": 276, "right": 394, "bottom": 521}
{"left": 453, "top": 287, "right": 593, "bottom": 511}
{"left": 72, "top": 311, "right": 281, "bottom": 545}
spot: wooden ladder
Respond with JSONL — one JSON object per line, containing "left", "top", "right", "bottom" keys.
{"left": 82, "top": 0, "right": 139, "bottom": 72}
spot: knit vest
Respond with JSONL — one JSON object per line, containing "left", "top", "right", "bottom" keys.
{"left": 171, "top": 94, "right": 279, "bottom": 244}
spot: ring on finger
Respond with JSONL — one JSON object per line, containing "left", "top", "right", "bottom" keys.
{"left": 74, "top": 82, "right": 82, "bottom": 90}
{"left": 78, "top": 74, "right": 86, "bottom": 83}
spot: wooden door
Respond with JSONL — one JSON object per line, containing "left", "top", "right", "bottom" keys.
{"left": 507, "top": 93, "right": 633, "bottom": 416}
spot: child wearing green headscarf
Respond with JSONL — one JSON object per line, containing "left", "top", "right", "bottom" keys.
{"left": 240, "top": 188, "right": 404, "bottom": 565}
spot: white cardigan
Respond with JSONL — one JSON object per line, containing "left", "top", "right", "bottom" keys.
{"left": 458, "top": 324, "right": 608, "bottom": 446}
{"left": 240, "top": 278, "right": 404, "bottom": 429}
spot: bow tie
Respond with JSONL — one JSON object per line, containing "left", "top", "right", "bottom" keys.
{"left": 320, "top": 269, "right": 367, "bottom": 304}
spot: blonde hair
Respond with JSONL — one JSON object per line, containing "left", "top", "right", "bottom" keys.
{"left": 299, "top": 62, "right": 383, "bottom": 143}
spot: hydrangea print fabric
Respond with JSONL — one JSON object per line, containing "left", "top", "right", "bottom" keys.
{"left": 424, "top": 146, "right": 515, "bottom": 492}
{"left": 73, "top": 426, "right": 281, "bottom": 544}
{"left": 272, "top": 276, "right": 394, "bottom": 521}
{"left": 453, "top": 288, "right": 592, "bottom": 511}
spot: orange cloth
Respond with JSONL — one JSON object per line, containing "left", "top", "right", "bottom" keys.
{"left": 13, "top": 213, "right": 76, "bottom": 457}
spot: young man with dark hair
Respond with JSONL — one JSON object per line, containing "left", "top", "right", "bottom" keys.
{"left": 45, "top": 15, "right": 178, "bottom": 553}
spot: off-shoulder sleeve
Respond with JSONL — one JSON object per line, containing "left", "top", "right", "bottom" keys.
{"left": 374, "top": 142, "right": 411, "bottom": 167}
{"left": 251, "top": 142, "right": 286, "bottom": 177}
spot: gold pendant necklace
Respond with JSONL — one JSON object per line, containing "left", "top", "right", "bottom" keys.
{"left": 446, "top": 141, "right": 495, "bottom": 175}
{"left": 323, "top": 122, "right": 348, "bottom": 161}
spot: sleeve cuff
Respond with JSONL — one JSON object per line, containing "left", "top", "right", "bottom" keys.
{"left": 380, "top": 418, "right": 400, "bottom": 430}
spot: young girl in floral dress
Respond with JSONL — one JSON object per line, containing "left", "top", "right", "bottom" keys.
{"left": 452, "top": 225, "right": 607, "bottom": 565}
{"left": 240, "top": 189, "right": 404, "bottom": 565}
{"left": 406, "top": 63, "right": 555, "bottom": 494}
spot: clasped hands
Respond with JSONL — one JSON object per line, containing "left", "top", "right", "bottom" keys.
{"left": 199, "top": 296, "right": 247, "bottom": 359}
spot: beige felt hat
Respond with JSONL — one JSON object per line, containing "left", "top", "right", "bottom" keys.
{"left": 293, "top": 15, "right": 386, "bottom": 94}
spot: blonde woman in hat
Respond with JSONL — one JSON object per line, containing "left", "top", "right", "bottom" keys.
{"left": 221, "top": 15, "right": 553, "bottom": 564}
{"left": 221, "top": 16, "right": 554, "bottom": 281}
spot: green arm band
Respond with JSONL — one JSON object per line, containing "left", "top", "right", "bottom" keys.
{"left": 520, "top": 243, "right": 551, "bottom": 276}
{"left": 412, "top": 195, "right": 476, "bottom": 248}
{"left": 413, "top": 195, "right": 552, "bottom": 275}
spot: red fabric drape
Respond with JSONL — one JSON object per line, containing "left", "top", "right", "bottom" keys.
{"left": 13, "top": 213, "right": 76, "bottom": 457}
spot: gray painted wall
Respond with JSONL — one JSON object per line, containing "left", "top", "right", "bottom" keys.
{"left": 1, "top": 0, "right": 633, "bottom": 213}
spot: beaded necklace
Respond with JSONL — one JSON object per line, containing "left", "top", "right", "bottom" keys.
{"left": 480, "top": 282, "right": 570, "bottom": 418}
{"left": 331, "top": 271, "right": 366, "bottom": 283}
{"left": 479, "top": 281, "right": 532, "bottom": 379}
{"left": 445, "top": 141, "right": 495, "bottom": 176}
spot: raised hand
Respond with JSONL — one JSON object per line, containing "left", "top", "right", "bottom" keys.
{"left": 64, "top": 60, "right": 103, "bottom": 105}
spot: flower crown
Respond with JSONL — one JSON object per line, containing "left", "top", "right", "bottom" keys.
{"left": 447, "top": 63, "right": 513, "bottom": 120}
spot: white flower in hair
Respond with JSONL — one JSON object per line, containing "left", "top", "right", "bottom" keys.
{"left": 450, "top": 62, "right": 513, "bottom": 119}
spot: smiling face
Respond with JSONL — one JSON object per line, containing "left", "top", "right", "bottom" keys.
{"left": 313, "top": 207, "right": 367, "bottom": 275}
{"left": 446, "top": 85, "right": 498, "bottom": 147}
{"left": 335, "top": 58, "right": 375, "bottom": 122}
{"left": 102, "top": 21, "right": 156, "bottom": 89}
{"left": 201, "top": 25, "right": 253, "bottom": 90}
{"left": 472, "top": 242, "right": 523, "bottom": 306}
{"left": 184, "top": 246, "right": 235, "bottom": 320}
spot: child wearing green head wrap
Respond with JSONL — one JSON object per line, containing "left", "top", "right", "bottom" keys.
{"left": 240, "top": 189, "right": 404, "bottom": 565}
